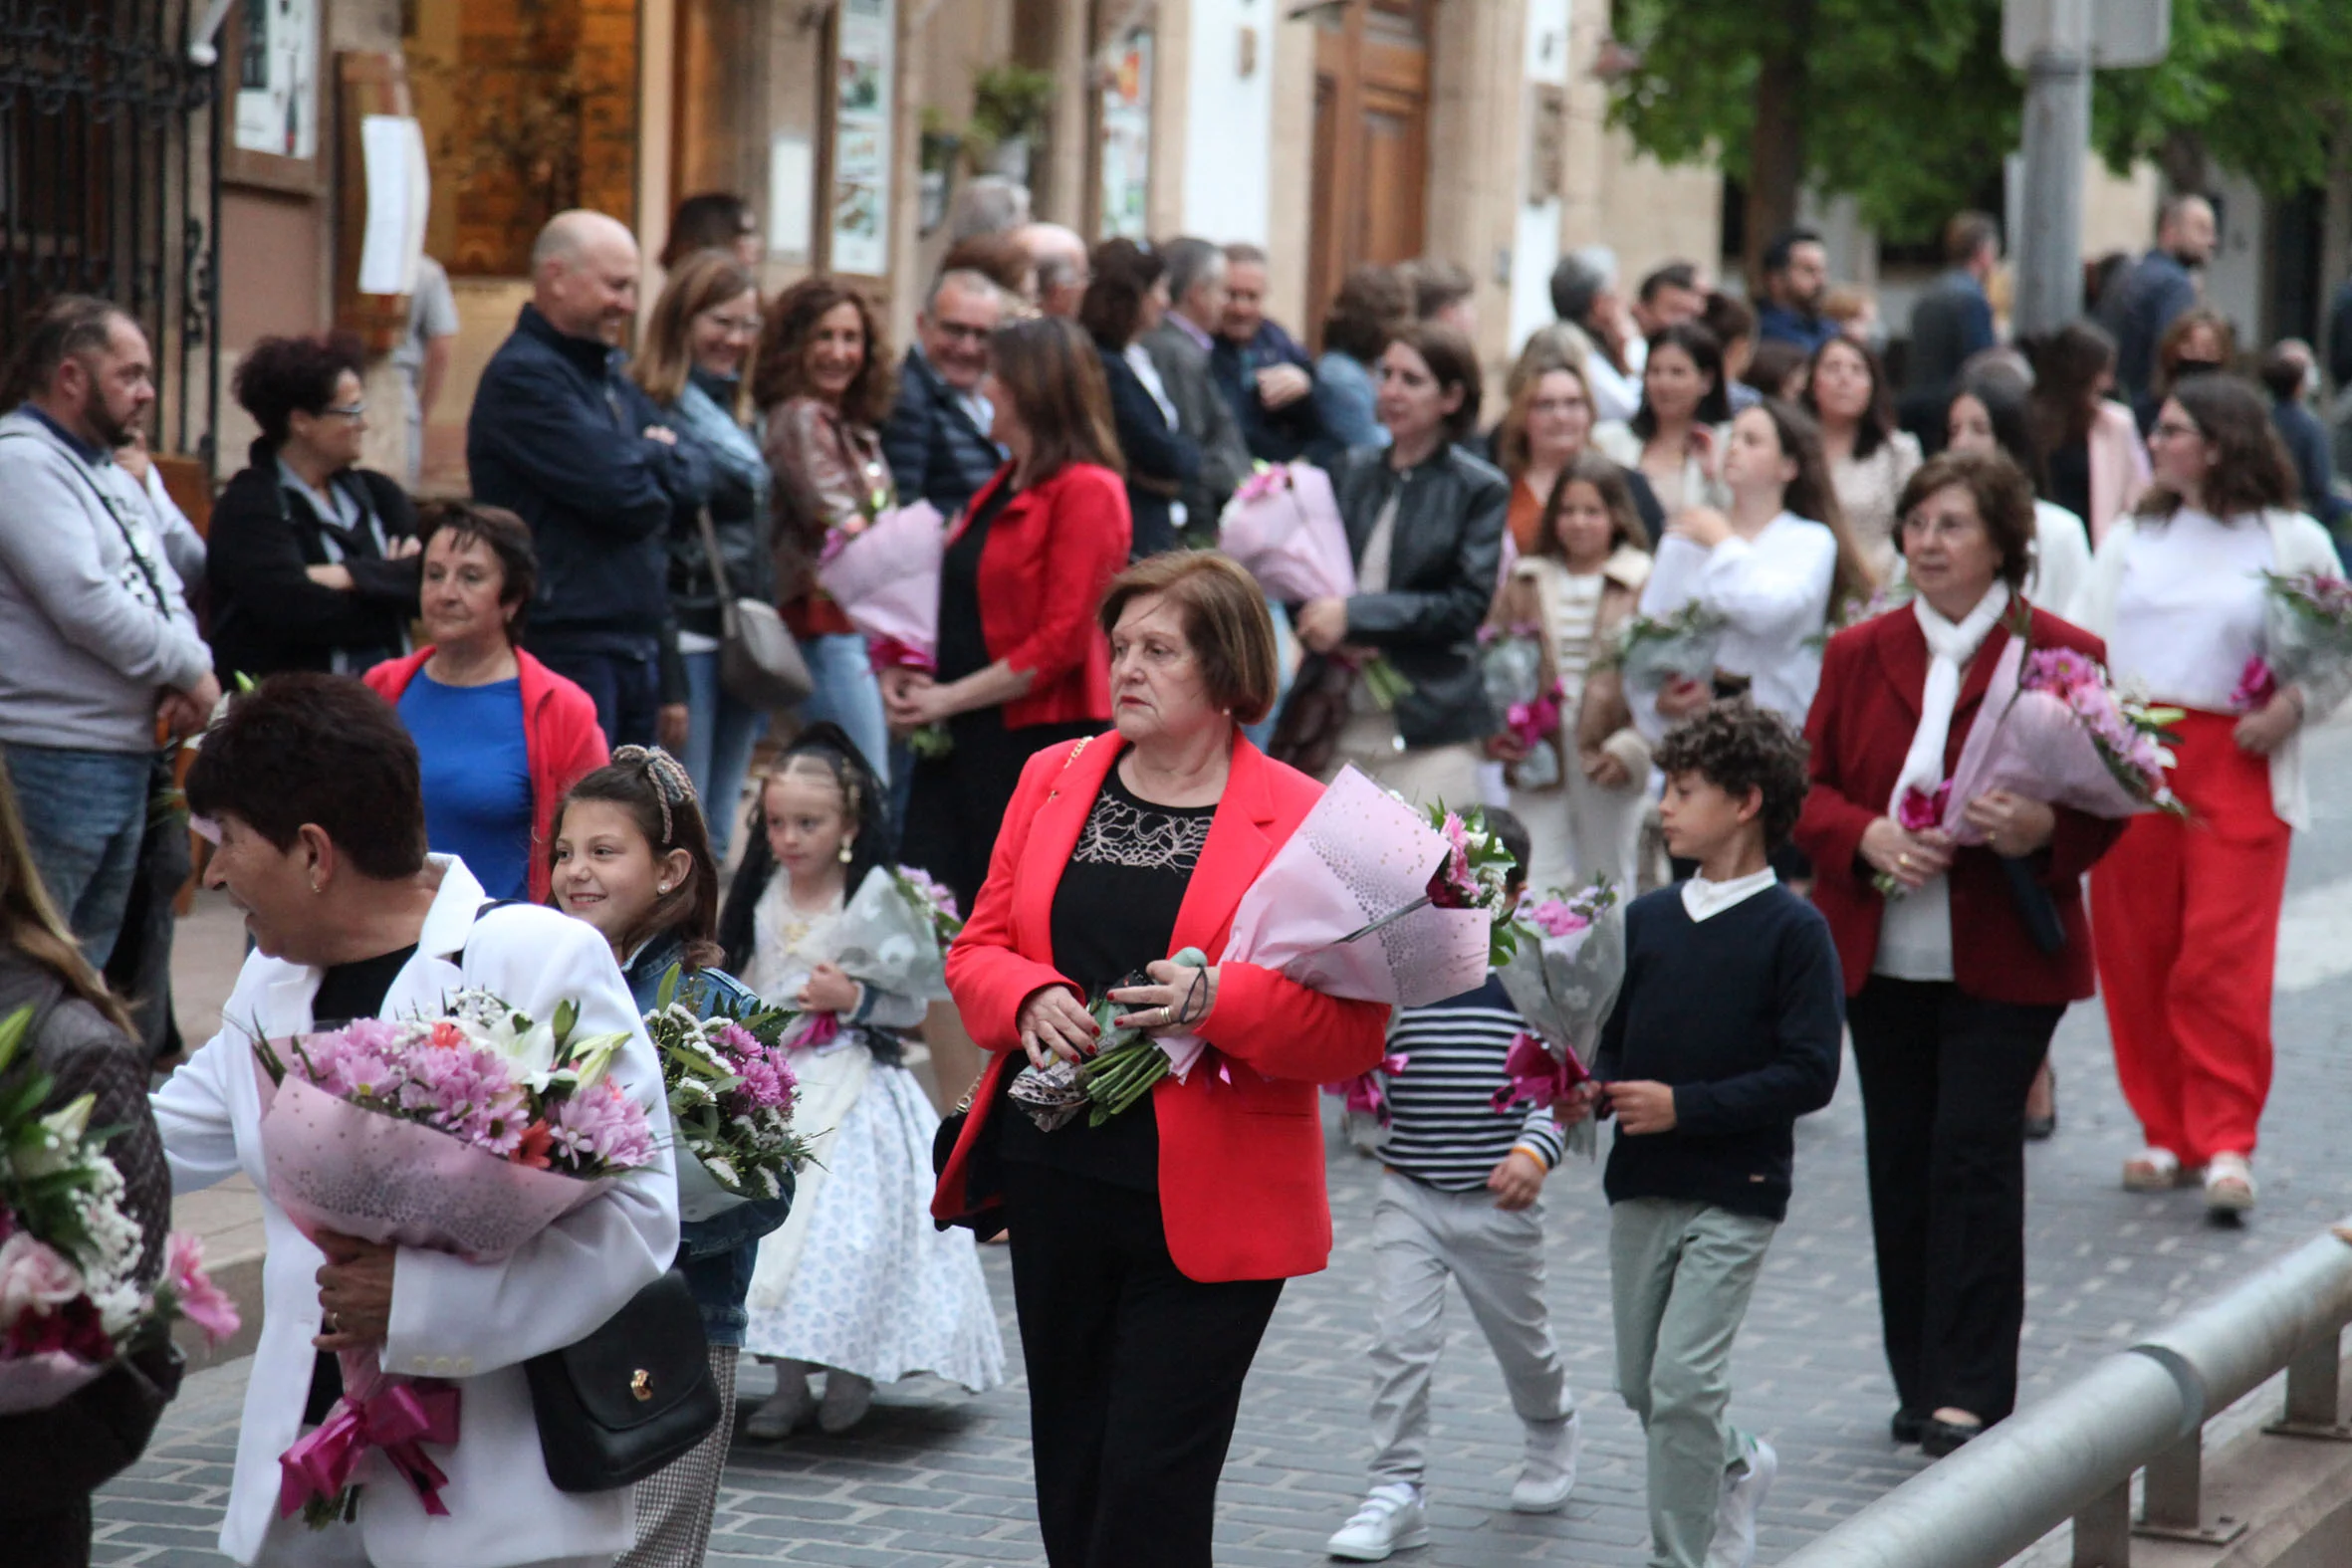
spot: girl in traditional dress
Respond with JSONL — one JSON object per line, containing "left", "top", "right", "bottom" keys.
{"left": 718, "top": 725, "right": 1005, "bottom": 1435}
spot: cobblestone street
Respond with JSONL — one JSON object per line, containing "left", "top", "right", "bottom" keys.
{"left": 91, "top": 720, "right": 2352, "bottom": 1568}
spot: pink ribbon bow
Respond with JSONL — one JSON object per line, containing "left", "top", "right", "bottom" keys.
{"left": 793, "top": 1011, "right": 841, "bottom": 1050}
{"left": 2232, "top": 655, "right": 2278, "bottom": 713}
{"left": 279, "top": 1378, "right": 462, "bottom": 1519}
{"left": 1327, "top": 1054, "right": 1410, "bottom": 1126}
{"left": 1896, "top": 781, "right": 1951, "bottom": 833}
{"left": 1490, "top": 1032, "right": 1590, "bottom": 1113}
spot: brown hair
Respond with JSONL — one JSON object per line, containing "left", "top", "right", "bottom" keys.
{"left": 1743, "top": 337, "right": 1809, "bottom": 402}
{"left": 941, "top": 233, "right": 1036, "bottom": 302}
{"left": 1742, "top": 398, "right": 1878, "bottom": 615}
{"left": 1533, "top": 450, "right": 1650, "bottom": 560}
{"left": 2027, "top": 320, "right": 2119, "bottom": 448}
{"left": 416, "top": 500, "right": 538, "bottom": 643}
{"left": 632, "top": 250, "right": 760, "bottom": 418}
{"left": 2135, "top": 373, "right": 2298, "bottom": 521}
{"left": 1078, "top": 237, "right": 1163, "bottom": 350}
{"left": 1653, "top": 698, "right": 1810, "bottom": 850}
{"left": 1494, "top": 345, "right": 1586, "bottom": 482}
{"left": 1402, "top": 258, "right": 1474, "bottom": 322}
{"left": 1097, "top": 552, "right": 1280, "bottom": 726}
{"left": 185, "top": 673, "right": 428, "bottom": 882}
{"left": 2154, "top": 307, "right": 2236, "bottom": 399}
{"left": 1897, "top": 449, "right": 2038, "bottom": 590}
{"left": 0, "top": 770, "right": 131, "bottom": 1034}
{"left": 1389, "top": 321, "right": 1484, "bottom": 442}
{"left": 991, "top": 315, "right": 1123, "bottom": 481}
{"left": 551, "top": 747, "right": 722, "bottom": 970}
{"left": 1801, "top": 334, "right": 1899, "bottom": 460}
{"left": 1321, "top": 264, "right": 1410, "bottom": 363}
{"left": 752, "top": 276, "right": 896, "bottom": 426}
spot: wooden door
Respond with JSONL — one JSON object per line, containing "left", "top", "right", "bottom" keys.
{"left": 1306, "top": 0, "right": 1432, "bottom": 346}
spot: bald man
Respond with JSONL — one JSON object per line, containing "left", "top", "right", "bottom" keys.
{"left": 1018, "top": 222, "right": 1091, "bottom": 319}
{"left": 466, "top": 209, "right": 710, "bottom": 750}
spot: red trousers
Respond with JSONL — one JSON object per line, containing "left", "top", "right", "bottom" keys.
{"left": 2089, "top": 711, "right": 2291, "bottom": 1164}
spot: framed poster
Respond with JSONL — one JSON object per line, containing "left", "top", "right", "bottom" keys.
{"left": 1097, "top": 31, "right": 1152, "bottom": 241}
{"left": 828, "top": 0, "right": 894, "bottom": 278}
{"left": 226, "top": 0, "right": 324, "bottom": 193}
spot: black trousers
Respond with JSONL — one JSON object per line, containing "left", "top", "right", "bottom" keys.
{"left": 1848, "top": 976, "right": 2062, "bottom": 1425}
{"left": 1002, "top": 1160, "right": 1284, "bottom": 1568}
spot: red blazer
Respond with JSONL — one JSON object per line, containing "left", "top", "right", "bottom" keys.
{"left": 932, "top": 731, "right": 1390, "bottom": 1281}
{"left": 959, "top": 461, "right": 1131, "bottom": 730}
{"left": 1795, "top": 603, "right": 2124, "bottom": 1005}
{"left": 362, "top": 647, "right": 611, "bottom": 904}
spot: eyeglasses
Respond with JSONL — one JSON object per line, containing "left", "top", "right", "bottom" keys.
{"left": 2149, "top": 420, "right": 2203, "bottom": 442}
{"left": 323, "top": 401, "right": 366, "bottom": 421}
{"left": 705, "top": 314, "right": 762, "bottom": 337}
{"left": 932, "top": 322, "right": 992, "bottom": 343}
{"left": 1900, "top": 516, "right": 1984, "bottom": 543}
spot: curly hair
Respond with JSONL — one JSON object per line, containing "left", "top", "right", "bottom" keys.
{"left": 1653, "top": 699, "right": 1811, "bottom": 850}
{"left": 2135, "top": 373, "right": 2297, "bottom": 522}
{"left": 751, "top": 276, "right": 896, "bottom": 426}
{"left": 552, "top": 746, "right": 722, "bottom": 970}
{"left": 233, "top": 332, "right": 366, "bottom": 448}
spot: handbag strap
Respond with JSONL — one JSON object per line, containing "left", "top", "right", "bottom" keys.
{"left": 691, "top": 507, "right": 744, "bottom": 638}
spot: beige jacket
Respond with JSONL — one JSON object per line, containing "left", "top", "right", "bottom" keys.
{"left": 1494, "top": 545, "right": 1655, "bottom": 788}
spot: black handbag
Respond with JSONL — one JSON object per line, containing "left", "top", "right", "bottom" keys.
{"left": 525, "top": 1268, "right": 721, "bottom": 1492}
{"left": 0, "top": 1337, "right": 182, "bottom": 1516}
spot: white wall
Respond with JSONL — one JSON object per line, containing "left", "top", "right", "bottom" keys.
{"left": 1178, "top": 0, "right": 1275, "bottom": 244}
{"left": 2204, "top": 167, "right": 2266, "bottom": 348}
{"left": 1509, "top": 0, "right": 1573, "bottom": 351}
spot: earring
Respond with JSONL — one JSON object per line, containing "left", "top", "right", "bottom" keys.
{"left": 310, "top": 876, "right": 322, "bottom": 895}
{"left": 657, "top": 882, "right": 673, "bottom": 895}
{"left": 838, "top": 838, "right": 855, "bottom": 864}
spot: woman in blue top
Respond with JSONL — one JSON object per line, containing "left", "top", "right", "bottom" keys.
{"left": 1311, "top": 264, "right": 1408, "bottom": 463}
{"left": 550, "top": 746, "right": 793, "bottom": 1568}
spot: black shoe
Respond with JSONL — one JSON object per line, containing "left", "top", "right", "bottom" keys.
{"left": 1891, "top": 1409, "right": 1926, "bottom": 1445}
{"left": 1920, "top": 1416, "right": 1984, "bottom": 1457}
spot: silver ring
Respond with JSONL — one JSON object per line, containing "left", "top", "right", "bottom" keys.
{"left": 326, "top": 1310, "right": 341, "bottom": 1333}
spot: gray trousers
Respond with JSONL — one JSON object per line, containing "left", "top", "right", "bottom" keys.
{"left": 1367, "top": 1170, "right": 1574, "bottom": 1489}
{"left": 1610, "top": 1197, "right": 1776, "bottom": 1568}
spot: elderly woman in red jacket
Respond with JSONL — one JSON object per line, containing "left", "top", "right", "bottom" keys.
{"left": 885, "top": 316, "right": 1133, "bottom": 916}
{"left": 933, "top": 551, "right": 1388, "bottom": 1568}
{"left": 1796, "top": 450, "right": 2122, "bottom": 1461}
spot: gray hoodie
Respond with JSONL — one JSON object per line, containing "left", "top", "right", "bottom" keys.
{"left": 0, "top": 408, "right": 209, "bottom": 753}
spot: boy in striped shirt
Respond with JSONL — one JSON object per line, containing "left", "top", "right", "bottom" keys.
{"left": 1327, "top": 809, "right": 1581, "bottom": 1562}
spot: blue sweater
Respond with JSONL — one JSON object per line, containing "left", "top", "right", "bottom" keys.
{"left": 1594, "top": 884, "right": 1843, "bottom": 1222}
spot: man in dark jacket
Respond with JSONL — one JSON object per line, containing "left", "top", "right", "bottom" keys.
{"left": 466, "top": 209, "right": 709, "bottom": 749}
{"left": 1901, "top": 212, "right": 2000, "bottom": 446}
{"left": 1210, "top": 242, "right": 1324, "bottom": 463}
{"left": 1142, "top": 236, "right": 1254, "bottom": 540}
{"left": 879, "top": 268, "right": 1006, "bottom": 516}
{"left": 2097, "top": 193, "right": 2216, "bottom": 406}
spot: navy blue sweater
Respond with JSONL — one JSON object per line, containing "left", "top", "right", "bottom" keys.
{"left": 466, "top": 305, "right": 710, "bottom": 648}
{"left": 1594, "top": 884, "right": 1844, "bottom": 1222}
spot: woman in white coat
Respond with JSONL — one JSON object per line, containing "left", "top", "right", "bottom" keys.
{"left": 149, "top": 673, "right": 678, "bottom": 1568}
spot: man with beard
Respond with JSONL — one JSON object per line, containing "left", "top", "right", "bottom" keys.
{"left": 0, "top": 296, "right": 216, "bottom": 963}
{"left": 1755, "top": 228, "right": 1838, "bottom": 355}
{"left": 2099, "top": 193, "right": 2219, "bottom": 406}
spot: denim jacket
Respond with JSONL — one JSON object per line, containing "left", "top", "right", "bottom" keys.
{"left": 624, "top": 934, "right": 796, "bottom": 1346}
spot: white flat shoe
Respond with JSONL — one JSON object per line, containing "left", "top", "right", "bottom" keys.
{"left": 2205, "top": 1153, "right": 2256, "bottom": 1214}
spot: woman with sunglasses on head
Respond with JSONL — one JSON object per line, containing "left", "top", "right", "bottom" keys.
{"left": 2072, "top": 375, "right": 2344, "bottom": 1219}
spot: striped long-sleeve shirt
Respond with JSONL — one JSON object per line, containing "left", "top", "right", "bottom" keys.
{"left": 1381, "top": 974, "right": 1568, "bottom": 1191}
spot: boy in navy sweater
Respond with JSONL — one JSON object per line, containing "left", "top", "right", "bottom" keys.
{"left": 1567, "top": 702, "right": 1843, "bottom": 1568}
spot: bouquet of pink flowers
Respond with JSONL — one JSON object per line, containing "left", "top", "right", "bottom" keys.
{"left": 1480, "top": 623, "right": 1563, "bottom": 789}
{"left": 644, "top": 974, "right": 813, "bottom": 1223}
{"left": 250, "top": 990, "right": 655, "bottom": 1525}
{"left": 1496, "top": 879, "right": 1624, "bottom": 1156}
{"left": 1217, "top": 462, "right": 1410, "bottom": 708}
{"left": 889, "top": 864, "right": 964, "bottom": 949}
{"left": 813, "top": 500, "right": 947, "bottom": 673}
{"left": 0, "top": 1007, "right": 238, "bottom": 1417}
{"left": 2234, "top": 569, "right": 2352, "bottom": 713}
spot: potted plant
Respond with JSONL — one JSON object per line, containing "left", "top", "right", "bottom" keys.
{"left": 966, "top": 64, "right": 1056, "bottom": 186}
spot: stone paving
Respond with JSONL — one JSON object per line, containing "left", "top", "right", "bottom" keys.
{"left": 89, "top": 726, "right": 2352, "bottom": 1568}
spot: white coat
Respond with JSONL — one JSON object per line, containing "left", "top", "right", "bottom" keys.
{"left": 150, "top": 856, "right": 679, "bottom": 1568}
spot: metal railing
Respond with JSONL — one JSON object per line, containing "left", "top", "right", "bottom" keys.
{"left": 1781, "top": 1223, "right": 2352, "bottom": 1568}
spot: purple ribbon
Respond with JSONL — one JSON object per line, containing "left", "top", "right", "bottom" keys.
{"left": 1327, "top": 1054, "right": 1410, "bottom": 1126}
{"left": 1490, "top": 1032, "right": 1590, "bottom": 1113}
{"left": 279, "top": 1378, "right": 462, "bottom": 1519}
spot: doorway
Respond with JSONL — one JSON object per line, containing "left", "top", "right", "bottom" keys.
{"left": 1306, "top": 0, "right": 1432, "bottom": 344}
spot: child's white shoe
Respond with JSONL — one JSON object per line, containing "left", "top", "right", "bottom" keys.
{"left": 1326, "top": 1483, "right": 1428, "bottom": 1560}
{"left": 743, "top": 1361, "right": 815, "bottom": 1440}
{"left": 818, "top": 1369, "right": 875, "bottom": 1434}
{"left": 1708, "top": 1435, "right": 1775, "bottom": 1568}
{"left": 1510, "top": 1410, "right": 1580, "bottom": 1512}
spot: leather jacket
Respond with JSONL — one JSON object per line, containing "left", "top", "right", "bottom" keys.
{"left": 1326, "top": 440, "right": 1510, "bottom": 748}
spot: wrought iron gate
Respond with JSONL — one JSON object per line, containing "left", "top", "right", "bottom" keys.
{"left": 0, "top": 0, "right": 221, "bottom": 459}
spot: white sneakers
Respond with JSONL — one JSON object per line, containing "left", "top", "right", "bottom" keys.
{"left": 1326, "top": 1484, "right": 1429, "bottom": 1561}
{"left": 743, "top": 1361, "right": 814, "bottom": 1440}
{"left": 820, "top": 1369, "right": 876, "bottom": 1434}
{"left": 1708, "top": 1436, "right": 1777, "bottom": 1568}
{"left": 1510, "top": 1411, "right": 1582, "bottom": 1512}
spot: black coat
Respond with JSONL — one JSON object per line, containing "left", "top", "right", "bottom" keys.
{"left": 204, "top": 446, "right": 419, "bottom": 680}
{"left": 1097, "top": 344, "right": 1198, "bottom": 560}
{"left": 879, "top": 347, "right": 1004, "bottom": 517}
{"left": 1321, "top": 441, "right": 1509, "bottom": 748}
{"left": 465, "top": 304, "right": 710, "bottom": 646}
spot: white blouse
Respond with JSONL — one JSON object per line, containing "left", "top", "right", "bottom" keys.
{"left": 1639, "top": 512, "right": 1839, "bottom": 727}
{"left": 2106, "top": 508, "right": 2275, "bottom": 713}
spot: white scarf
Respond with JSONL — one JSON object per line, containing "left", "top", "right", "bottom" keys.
{"left": 1889, "top": 582, "right": 2011, "bottom": 819}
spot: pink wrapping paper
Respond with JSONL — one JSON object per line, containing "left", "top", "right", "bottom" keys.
{"left": 253, "top": 1064, "right": 614, "bottom": 1262}
{"left": 1217, "top": 464, "right": 1356, "bottom": 603}
{"left": 816, "top": 501, "right": 945, "bottom": 660}
{"left": 1940, "top": 639, "right": 2155, "bottom": 842}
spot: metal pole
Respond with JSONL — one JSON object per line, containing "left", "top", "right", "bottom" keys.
{"left": 2012, "top": 43, "right": 2090, "bottom": 336}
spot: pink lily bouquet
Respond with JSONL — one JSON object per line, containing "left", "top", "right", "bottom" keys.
{"left": 2234, "top": 569, "right": 2352, "bottom": 714}
{"left": 644, "top": 971, "right": 812, "bottom": 1223}
{"left": 1217, "top": 461, "right": 1410, "bottom": 708}
{"left": 249, "top": 990, "right": 654, "bottom": 1527}
{"left": 1495, "top": 878, "right": 1625, "bottom": 1158}
{"left": 0, "top": 1007, "right": 238, "bottom": 1417}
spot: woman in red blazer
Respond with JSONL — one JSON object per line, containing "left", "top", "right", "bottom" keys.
{"left": 933, "top": 552, "right": 1387, "bottom": 1567}
{"left": 885, "top": 316, "right": 1133, "bottom": 917}
{"left": 1797, "top": 450, "right": 2122, "bottom": 1461}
